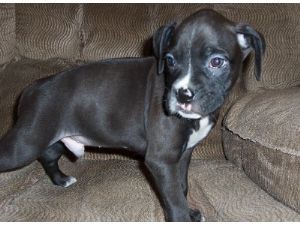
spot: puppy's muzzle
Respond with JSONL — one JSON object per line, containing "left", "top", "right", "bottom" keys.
{"left": 170, "top": 87, "right": 201, "bottom": 119}
{"left": 176, "top": 88, "right": 195, "bottom": 112}
{"left": 176, "top": 88, "right": 194, "bottom": 103}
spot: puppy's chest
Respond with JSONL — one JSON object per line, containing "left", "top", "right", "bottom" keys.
{"left": 187, "top": 116, "right": 213, "bottom": 149}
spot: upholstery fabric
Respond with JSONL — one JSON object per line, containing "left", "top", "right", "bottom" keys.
{"left": 223, "top": 130, "right": 300, "bottom": 213}
{"left": 0, "top": 4, "right": 15, "bottom": 65}
{"left": 81, "top": 4, "right": 210, "bottom": 61}
{"left": 0, "top": 159, "right": 299, "bottom": 221}
{"left": 225, "top": 87, "right": 300, "bottom": 155}
{"left": 0, "top": 4, "right": 299, "bottom": 90}
{"left": 16, "top": 4, "right": 82, "bottom": 61}
{"left": 223, "top": 88, "right": 300, "bottom": 212}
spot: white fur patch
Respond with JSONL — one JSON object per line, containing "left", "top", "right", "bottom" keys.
{"left": 178, "top": 111, "right": 201, "bottom": 119}
{"left": 61, "top": 137, "right": 85, "bottom": 158}
{"left": 174, "top": 61, "right": 192, "bottom": 90}
{"left": 63, "top": 176, "right": 77, "bottom": 188}
{"left": 187, "top": 116, "right": 213, "bottom": 149}
{"left": 237, "top": 34, "right": 248, "bottom": 49}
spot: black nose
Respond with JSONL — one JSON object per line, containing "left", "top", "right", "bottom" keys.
{"left": 176, "top": 88, "right": 195, "bottom": 103}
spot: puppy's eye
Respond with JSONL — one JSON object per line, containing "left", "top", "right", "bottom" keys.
{"left": 209, "top": 57, "right": 225, "bottom": 68}
{"left": 165, "top": 54, "right": 176, "bottom": 67}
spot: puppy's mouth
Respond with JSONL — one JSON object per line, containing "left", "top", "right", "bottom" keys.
{"left": 165, "top": 90, "right": 202, "bottom": 120}
{"left": 177, "top": 102, "right": 192, "bottom": 111}
{"left": 175, "top": 102, "right": 201, "bottom": 119}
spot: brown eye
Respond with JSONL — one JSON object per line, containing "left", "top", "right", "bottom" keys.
{"left": 210, "top": 57, "right": 224, "bottom": 68}
{"left": 165, "top": 54, "right": 176, "bottom": 67}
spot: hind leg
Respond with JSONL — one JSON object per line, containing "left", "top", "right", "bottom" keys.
{"left": 0, "top": 126, "right": 46, "bottom": 171}
{"left": 39, "top": 142, "right": 77, "bottom": 187}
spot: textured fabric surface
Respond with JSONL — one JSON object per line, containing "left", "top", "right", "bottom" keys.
{"left": 189, "top": 160, "right": 300, "bottom": 221}
{"left": 0, "top": 159, "right": 299, "bottom": 221}
{"left": 12, "top": 3, "right": 300, "bottom": 89}
{"left": 81, "top": 4, "right": 210, "bottom": 60}
{"left": 224, "top": 88, "right": 300, "bottom": 212}
{"left": 0, "top": 160, "right": 163, "bottom": 222}
{"left": 0, "top": 4, "right": 15, "bottom": 65}
{"left": 223, "top": 129, "right": 300, "bottom": 213}
{"left": 16, "top": 4, "right": 82, "bottom": 61}
{"left": 225, "top": 87, "right": 300, "bottom": 156}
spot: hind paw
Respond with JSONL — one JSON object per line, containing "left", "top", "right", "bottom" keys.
{"left": 53, "top": 175, "right": 77, "bottom": 188}
{"left": 62, "top": 176, "right": 77, "bottom": 187}
{"left": 189, "top": 208, "right": 205, "bottom": 222}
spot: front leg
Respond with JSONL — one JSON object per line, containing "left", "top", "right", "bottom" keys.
{"left": 179, "top": 147, "right": 203, "bottom": 222}
{"left": 144, "top": 97, "right": 205, "bottom": 221}
{"left": 179, "top": 148, "right": 193, "bottom": 197}
{"left": 145, "top": 157, "right": 191, "bottom": 221}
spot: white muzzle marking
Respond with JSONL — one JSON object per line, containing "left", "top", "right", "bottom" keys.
{"left": 174, "top": 62, "right": 192, "bottom": 90}
{"left": 178, "top": 111, "right": 201, "bottom": 119}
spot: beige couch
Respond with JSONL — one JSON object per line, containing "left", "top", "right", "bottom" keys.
{"left": 0, "top": 4, "right": 299, "bottom": 221}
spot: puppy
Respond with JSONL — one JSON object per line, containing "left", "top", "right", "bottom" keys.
{"left": 0, "top": 9, "right": 265, "bottom": 221}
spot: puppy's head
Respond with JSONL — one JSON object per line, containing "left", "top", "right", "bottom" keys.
{"left": 153, "top": 9, "right": 265, "bottom": 119}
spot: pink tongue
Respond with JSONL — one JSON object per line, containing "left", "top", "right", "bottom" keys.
{"left": 179, "top": 103, "right": 192, "bottom": 111}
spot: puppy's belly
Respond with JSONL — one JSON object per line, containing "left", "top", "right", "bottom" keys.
{"left": 61, "top": 136, "right": 90, "bottom": 157}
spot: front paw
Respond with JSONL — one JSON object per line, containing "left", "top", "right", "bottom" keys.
{"left": 189, "top": 208, "right": 205, "bottom": 222}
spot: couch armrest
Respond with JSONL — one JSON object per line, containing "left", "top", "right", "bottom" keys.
{"left": 223, "top": 87, "right": 300, "bottom": 213}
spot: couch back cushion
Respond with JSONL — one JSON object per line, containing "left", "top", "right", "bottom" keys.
{"left": 0, "top": 4, "right": 15, "bottom": 65}
{"left": 15, "top": 4, "right": 300, "bottom": 90}
{"left": 0, "top": 3, "right": 299, "bottom": 89}
{"left": 81, "top": 4, "right": 210, "bottom": 61}
{"left": 16, "top": 4, "right": 82, "bottom": 61}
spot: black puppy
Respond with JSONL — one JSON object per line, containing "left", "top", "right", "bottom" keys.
{"left": 0, "top": 9, "right": 265, "bottom": 221}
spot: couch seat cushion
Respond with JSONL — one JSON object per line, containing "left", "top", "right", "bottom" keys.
{"left": 224, "top": 87, "right": 300, "bottom": 212}
{"left": 0, "top": 158, "right": 299, "bottom": 221}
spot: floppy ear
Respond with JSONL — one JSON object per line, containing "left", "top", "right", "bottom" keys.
{"left": 236, "top": 24, "right": 266, "bottom": 81}
{"left": 153, "top": 23, "right": 176, "bottom": 75}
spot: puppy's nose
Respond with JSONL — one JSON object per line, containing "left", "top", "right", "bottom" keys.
{"left": 176, "top": 88, "right": 194, "bottom": 103}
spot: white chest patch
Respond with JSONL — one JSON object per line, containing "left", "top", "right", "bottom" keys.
{"left": 187, "top": 116, "right": 213, "bottom": 149}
